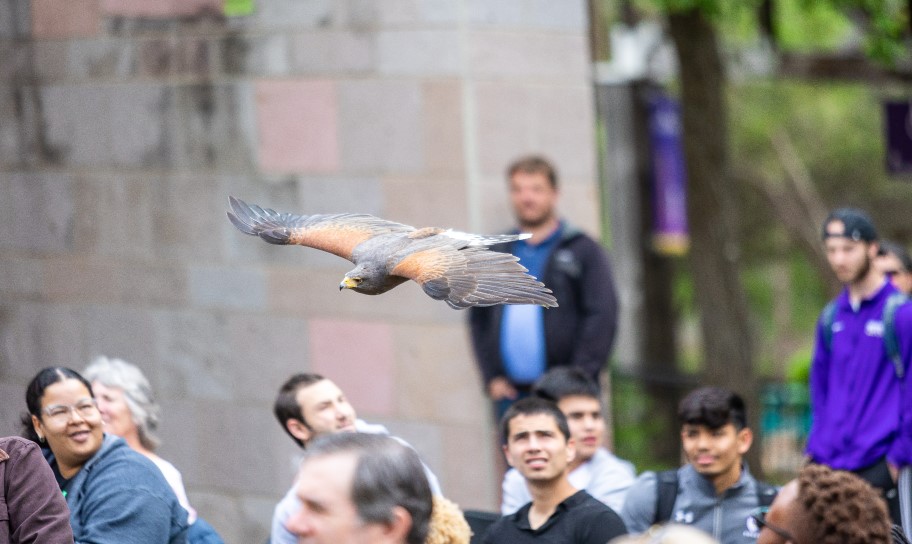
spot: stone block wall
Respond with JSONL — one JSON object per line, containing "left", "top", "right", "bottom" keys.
{"left": 0, "top": 0, "right": 600, "bottom": 541}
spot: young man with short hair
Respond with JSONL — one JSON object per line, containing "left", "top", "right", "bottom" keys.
{"left": 483, "top": 397, "right": 627, "bottom": 543}
{"left": 270, "top": 373, "right": 441, "bottom": 544}
{"left": 620, "top": 387, "right": 775, "bottom": 543}
{"left": 501, "top": 367, "right": 635, "bottom": 514}
{"left": 469, "top": 155, "right": 619, "bottom": 420}
{"left": 809, "top": 208, "right": 912, "bottom": 524}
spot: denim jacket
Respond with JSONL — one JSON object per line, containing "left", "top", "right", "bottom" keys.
{"left": 46, "top": 434, "right": 187, "bottom": 544}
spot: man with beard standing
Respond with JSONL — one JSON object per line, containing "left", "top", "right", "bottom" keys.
{"left": 469, "top": 155, "right": 619, "bottom": 421}
{"left": 808, "top": 207, "right": 912, "bottom": 525}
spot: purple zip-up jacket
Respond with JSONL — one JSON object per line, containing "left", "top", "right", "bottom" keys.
{"left": 807, "top": 281, "right": 912, "bottom": 470}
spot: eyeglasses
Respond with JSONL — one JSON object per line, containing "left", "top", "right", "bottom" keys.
{"left": 41, "top": 398, "right": 99, "bottom": 424}
{"left": 751, "top": 507, "right": 795, "bottom": 542}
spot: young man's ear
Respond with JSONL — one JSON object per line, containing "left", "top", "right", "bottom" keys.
{"left": 285, "top": 418, "right": 313, "bottom": 444}
{"left": 565, "top": 437, "right": 576, "bottom": 466}
{"left": 502, "top": 443, "right": 516, "bottom": 468}
{"left": 736, "top": 427, "right": 753, "bottom": 455}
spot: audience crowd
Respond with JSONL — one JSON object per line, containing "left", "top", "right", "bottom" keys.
{"left": 4, "top": 166, "right": 912, "bottom": 544}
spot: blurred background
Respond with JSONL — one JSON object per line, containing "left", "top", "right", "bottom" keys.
{"left": 2, "top": 1, "right": 912, "bottom": 541}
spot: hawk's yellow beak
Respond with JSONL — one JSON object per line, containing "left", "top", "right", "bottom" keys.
{"left": 340, "top": 277, "right": 358, "bottom": 290}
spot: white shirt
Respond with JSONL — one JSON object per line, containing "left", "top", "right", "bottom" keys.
{"left": 151, "top": 456, "right": 198, "bottom": 525}
{"left": 270, "top": 419, "right": 442, "bottom": 544}
{"left": 500, "top": 447, "right": 636, "bottom": 514}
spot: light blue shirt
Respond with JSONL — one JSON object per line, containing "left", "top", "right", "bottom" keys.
{"left": 499, "top": 225, "right": 562, "bottom": 384}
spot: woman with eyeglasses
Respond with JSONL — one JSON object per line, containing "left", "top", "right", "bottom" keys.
{"left": 21, "top": 367, "right": 188, "bottom": 544}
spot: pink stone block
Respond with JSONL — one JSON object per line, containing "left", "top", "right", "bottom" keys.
{"left": 255, "top": 79, "right": 339, "bottom": 174}
{"left": 32, "top": 0, "right": 101, "bottom": 39}
{"left": 309, "top": 318, "right": 395, "bottom": 417}
{"left": 100, "top": 0, "right": 222, "bottom": 17}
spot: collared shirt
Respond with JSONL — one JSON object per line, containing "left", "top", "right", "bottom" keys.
{"left": 620, "top": 464, "right": 769, "bottom": 544}
{"left": 501, "top": 448, "right": 636, "bottom": 514}
{"left": 482, "top": 490, "right": 627, "bottom": 544}
{"left": 808, "top": 281, "right": 912, "bottom": 469}
{"left": 499, "top": 224, "right": 563, "bottom": 384}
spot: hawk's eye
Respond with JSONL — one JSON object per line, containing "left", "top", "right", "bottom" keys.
{"left": 354, "top": 278, "right": 363, "bottom": 284}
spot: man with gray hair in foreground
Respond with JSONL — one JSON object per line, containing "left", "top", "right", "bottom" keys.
{"left": 285, "top": 432, "right": 433, "bottom": 544}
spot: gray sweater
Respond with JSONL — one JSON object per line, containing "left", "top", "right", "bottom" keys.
{"left": 620, "top": 464, "right": 769, "bottom": 544}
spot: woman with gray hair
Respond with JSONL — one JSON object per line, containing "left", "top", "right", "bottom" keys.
{"left": 84, "top": 356, "right": 223, "bottom": 544}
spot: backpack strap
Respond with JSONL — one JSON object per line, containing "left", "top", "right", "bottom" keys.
{"left": 822, "top": 300, "right": 838, "bottom": 352}
{"left": 883, "top": 293, "right": 908, "bottom": 380}
{"left": 756, "top": 481, "right": 778, "bottom": 508}
{"left": 653, "top": 470, "right": 679, "bottom": 524}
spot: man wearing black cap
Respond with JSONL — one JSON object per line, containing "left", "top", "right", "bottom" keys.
{"left": 808, "top": 207, "right": 912, "bottom": 524}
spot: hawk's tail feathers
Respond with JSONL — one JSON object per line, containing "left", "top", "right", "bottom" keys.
{"left": 227, "top": 196, "right": 293, "bottom": 245}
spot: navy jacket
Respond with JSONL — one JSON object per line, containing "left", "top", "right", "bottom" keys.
{"left": 469, "top": 224, "right": 619, "bottom": 386}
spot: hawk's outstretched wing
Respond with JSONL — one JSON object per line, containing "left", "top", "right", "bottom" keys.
{"left": 389, "top": 232, "right": 557, "bottom": 309}
{"left": 227, "top": 196, "right": 414, "bottom": 261}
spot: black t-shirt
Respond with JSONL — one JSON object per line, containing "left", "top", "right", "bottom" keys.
{"left": 481, "top": 490, "right": 628, "bottom": 544}
{"left": 51, "top": 461, "right": 73, "bottom": 497}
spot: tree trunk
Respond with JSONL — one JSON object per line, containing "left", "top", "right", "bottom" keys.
{"left": 668, "top": 10, "right": 762, "bottom": 472}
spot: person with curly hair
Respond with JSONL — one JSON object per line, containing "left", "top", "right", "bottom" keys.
{"left": 756, "top": 463, "right": 892, "bottom": 544}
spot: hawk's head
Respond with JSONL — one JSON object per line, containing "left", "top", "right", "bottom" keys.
{"left": 339, "top": 264, "right": 407, "bottom": 295}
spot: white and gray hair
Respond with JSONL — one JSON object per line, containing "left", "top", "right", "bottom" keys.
{"left": 83, "top": 356, "right": 161, "bottom": 451}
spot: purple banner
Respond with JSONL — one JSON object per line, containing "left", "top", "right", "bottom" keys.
{"left": 648, "top": 94, "right": 689, "bottom": 255}
{"left": 885, "top": 101, "right": 912, "bottom": 175}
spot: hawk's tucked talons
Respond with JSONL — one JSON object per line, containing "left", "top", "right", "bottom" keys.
{"left": 227, "top": 197, "right": 558, "bottom": 309}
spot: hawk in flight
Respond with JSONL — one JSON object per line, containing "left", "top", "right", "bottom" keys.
{"left": 227, "top": 197, "right": 557, "bottom": 309}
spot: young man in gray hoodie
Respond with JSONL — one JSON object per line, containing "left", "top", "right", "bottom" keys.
{"left": 620, "top": 387, "right": 776, "bottom": 543}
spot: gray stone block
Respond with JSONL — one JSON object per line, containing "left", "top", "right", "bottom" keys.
{"left": 347, "top": 0, "right": 459, "bottom": 26}
{"left": 150, "top": 174, "right": 229, "bottom": 262}
{"left": 0, "top": 0, "right": 29, "bottom": 39}
{"left": 0, "top": 302, "right": 89, "bottom": 381}
{"left": 219, "top": 32, "right": 290, "bottom": 77}
{"left": 338, "top": 80, "right": 424, "bottom": 174}
{"left": 81, "top": 305, "right": 163, "bottom": 367}
{"left": 466, "top": 0, "right": 586, "bottom": 30}
{"left": 192, "top": 400, "right": 286, "bottom": 495}
{"left": 224, "top": 312, "right": 310, "bottom": 403}
{"left": 468, "top": 31, "right": 589, "bottom": 80}
{"left": 40, "top": 84, "right": 170, "bottom": 168}
{"left": 294, "top": 175, "right": 384, "bottom": 216}
{"left": 66, "top": 38, "right": 136, "bottom": 81}
{"left": 287, "top": 30, "right": 374, "bottom": 75}
{"left": 376, "top": 30, "right": 460, "bottom": 76}
{"left": 251, "top": 0, "right": 338, "bottom": 30}
{"left": 394, "top": 323, "right": 485, "bottom": 425}
{"left": 0, "top": 172, "right": 75, "bottom": 252}
{"left": 0, "top": 257, "right": 44, "bottom": 299}
{"left": 71, "top": 174, "right": 156, "bottom": 259}
{"left": 0, "top": 40, "right": 30, "bottom": 83}
{"left": 165, "top": 84, "right": 258, "bottom": 171}
{"left": 187, "top": 265, "right": 267, "bottom": 311}
{"left": 0, "top": 382, "right": 25, "bottom": 436}
{"left": 0, "top": 86, "right": 21, "bottom": 166}
{"left": 31, "top": 41, "right": 69, "bottom": 83}
{"left": 152, "top": 309, "right": 235, "bottom": 401}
